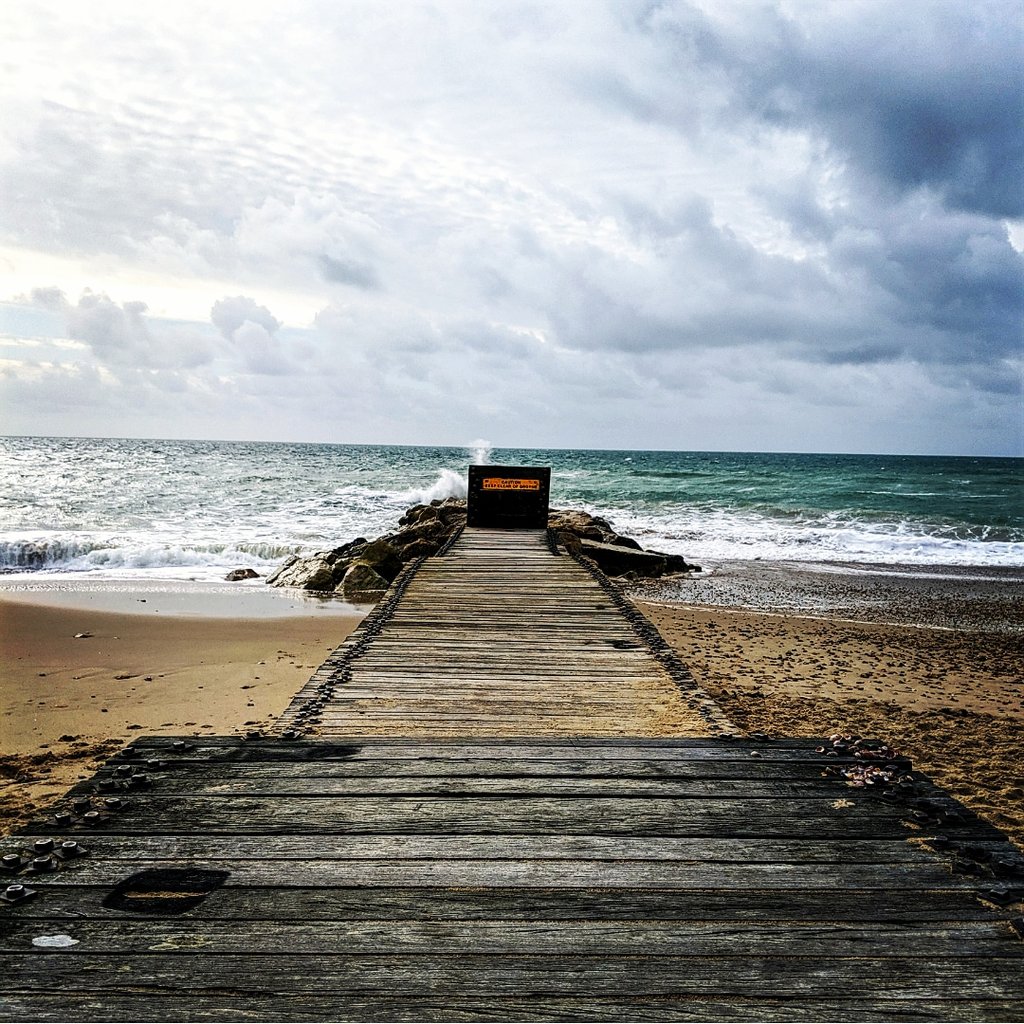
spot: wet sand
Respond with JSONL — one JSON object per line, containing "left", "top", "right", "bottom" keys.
{"left": 0, "top": 596, "right": 362, "bottom": 832}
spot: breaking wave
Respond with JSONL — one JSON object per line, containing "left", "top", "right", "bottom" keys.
{"left": 0, "top": 536, "right": 302, "bottom": 577}
{"left": 398, "top": 469, "right": 467, "bottom": 505}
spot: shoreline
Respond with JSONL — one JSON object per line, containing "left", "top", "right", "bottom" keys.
{"left": 0, "top": 576, "right": 369, "bottom": 618}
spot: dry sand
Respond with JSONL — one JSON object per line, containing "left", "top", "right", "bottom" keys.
{"left": 0, "top": 597, "right": 362, "bottom": 831}
{"left": 636, "top": 599, "right": 1024, "bottom": 849}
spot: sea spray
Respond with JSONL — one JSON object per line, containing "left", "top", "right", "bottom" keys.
{"left": 399, "top": 469, "right": 467, "bottom": 505}
{"left": 469, "top": 438, "right": 493, "bottom": 465}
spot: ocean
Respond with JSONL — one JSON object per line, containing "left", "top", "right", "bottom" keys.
{"left": 0, "top": 436, "right": 1021, "bottom": 582}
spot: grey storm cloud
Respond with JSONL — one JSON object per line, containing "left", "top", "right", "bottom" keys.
{"left": 0, "top": 0, "right": 1020, "bottom": 453}
{"left": 695, "top": 1, "right": 1024, "bottom": 218}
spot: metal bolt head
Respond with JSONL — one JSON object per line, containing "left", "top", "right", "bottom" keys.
{"left": 29, "top": 855, "right": 57, "bottom": 873}
{"left": 54, "top": 812, "right": 72, "bottom": 826}
{"left": 116, "top": 764, "right": 133, "bottom": 776}
{"left": 72, "top": 798, "right": 90, "bottom": 812}
{"left": 2, "top": 883, "right": 36, "bottom": 903}
{"left": 2, "top": 853, "right": 22, "bottom": 871}
{"left": 33, "top": 838, "right": 55, "bottom": 854}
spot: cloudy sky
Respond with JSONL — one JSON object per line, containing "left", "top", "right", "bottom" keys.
{"left": 1, "top": 0, "right": 1021, "bottom": 454}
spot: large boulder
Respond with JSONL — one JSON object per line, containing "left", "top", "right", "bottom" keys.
{"left": 357, "top": 538, "right": 403, "bottom": 583}
{"left": 265, "top": 554, "right": 338, "bottom": 591}
{"left": 338, "top": 562, "right": 390, "bottom": 601}
{"left": 577, "top": 539, "right": 669, "bottom": 578}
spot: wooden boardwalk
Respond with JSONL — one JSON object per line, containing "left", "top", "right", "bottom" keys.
{"left": 2, "top": 528, "right": 1023, "bottom": 1020}
{"left": 279, "top": 528, "right": 731, "bottom": 737}
{"left": 2, "top": 735, "right": 1022, "bottom": 1021}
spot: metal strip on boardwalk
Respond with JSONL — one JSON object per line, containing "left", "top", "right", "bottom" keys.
{"left": 277, "top": 527, "right": 732, "bottom": 737}
{"left": 1, "top": 736, "right": 1022, "bottom": 1022}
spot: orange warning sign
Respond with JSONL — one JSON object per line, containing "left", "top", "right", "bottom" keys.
{"left": 482, "top": 477, "right": 541, "bottom": 491}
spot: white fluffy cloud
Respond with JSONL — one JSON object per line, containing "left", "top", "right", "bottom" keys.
{"left": 0, "top": 0, "right": 1020, "bottom": 453}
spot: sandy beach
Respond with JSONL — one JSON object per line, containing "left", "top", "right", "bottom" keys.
{"left": 0, "top": 593, "right": 362, "bottom": 831}
{"left": 633, "top": 561, "right": 1024, "bottom": 849}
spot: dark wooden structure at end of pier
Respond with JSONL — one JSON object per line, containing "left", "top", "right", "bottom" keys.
{"left": 2, "top": 734, "right": 1022, "bottom": 1021}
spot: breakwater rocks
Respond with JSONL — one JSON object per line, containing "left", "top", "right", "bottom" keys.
{"left": 266, "top": 499, "right": 699, "bottom": 599}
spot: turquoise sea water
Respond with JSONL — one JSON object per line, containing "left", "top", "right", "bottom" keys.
{"left": 0, "top": 436, "right": 1021, "bottom": 579}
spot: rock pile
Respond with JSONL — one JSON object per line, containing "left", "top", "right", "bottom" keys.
{"left": 265, "top": 498, "right": 467, "bottom": 601}
{"left": 548, "top": 509, "right": 700, "bottom": 579}
{"left": 265, "top": 499, "right": 699, "bottom": 599}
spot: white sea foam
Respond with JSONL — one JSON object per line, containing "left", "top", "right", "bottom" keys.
{"left": 576, "top": 504, "right": 1024, "bottom": 569}
{"left": 398, "top": 469, "right": 467, "bottom": 505}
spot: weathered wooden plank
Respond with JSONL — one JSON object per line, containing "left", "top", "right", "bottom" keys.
{"left": 61, "top": 775, "right": 871, "bottom": 798}
{"left": 117, "top": 736, "right": 834, "bottom": 751}
{"left": 4, "top": 993, "right": 1023, "bottom": 1024}
{"left": 6, "top": 885, "right": 1007, "bottom": 923}
{"left": 86, "top": 757, "right": 876, "bottom": 780}
{"left": 0, "top": 833, "right": 942, "bottom": 864}
{"left": 30, "top": 795, "right": 924, "bottom": 837}
{"left": 6, "top": 954, "right": 1022, "bottom": 999}
{"left": 8, "top": 857, "right": 997, "bottom": 889}
{"left": 3, "top": 918, "right": 1019, "bottom": 957}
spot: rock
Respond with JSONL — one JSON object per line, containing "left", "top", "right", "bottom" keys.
{"left": 549, "top": 508, "right": 698, "bottom": 577}
{"left": 267, "top": 554, "right": 337, "bottom": 591}
{"left": 547, "top": 509, "right": 615, "bottom": 543}
{"left": 608, "top": 534, "right": 642, "bottom": 550}
{"left": 396, "top": 539, "right": 443, "bottom": 561}
{"left": 356, "top": 538, "right": 403, "bottom": 583}
{"left": 225, "top": 568, "right": 260, "bottom": 581}
{"left": 338, "top": 562, "right": 390, "bottom": 601}
{"left": 578, "top": 539, "right": 669, "bottom": 577}
{"left": 264, "top": 555, "right": 299, "bottom": 585}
